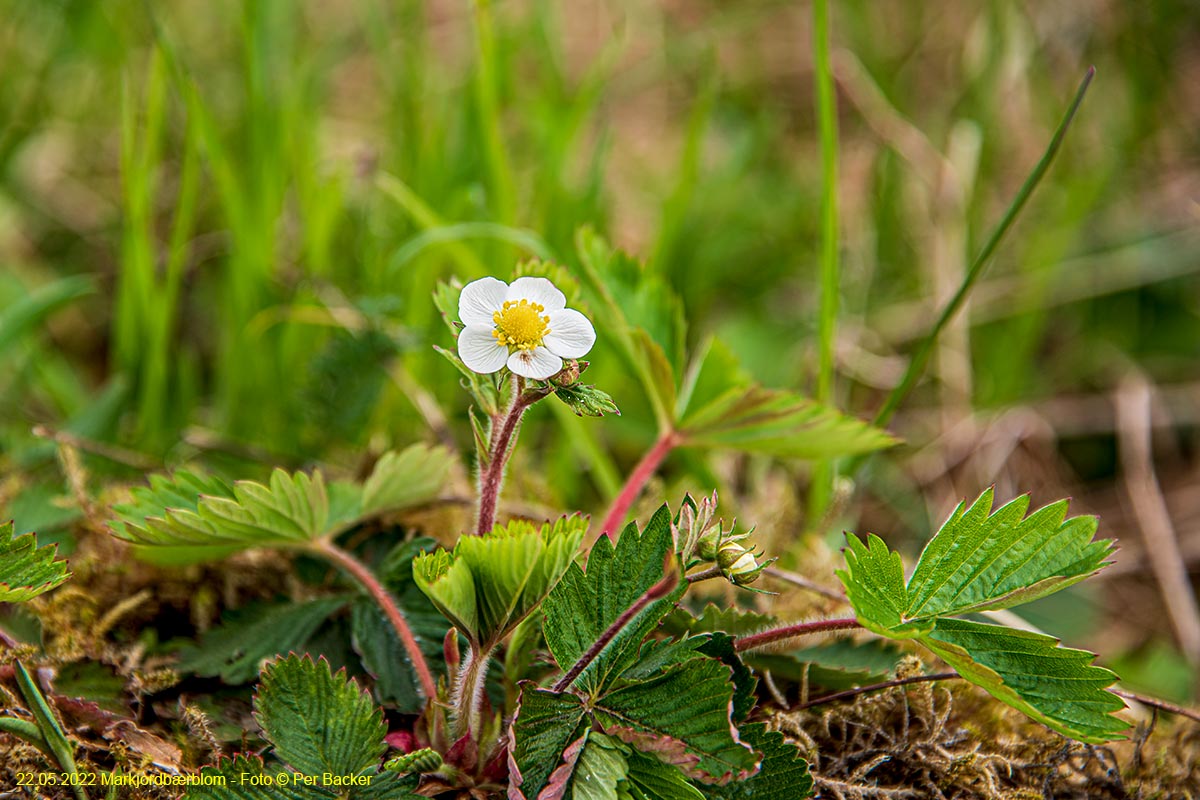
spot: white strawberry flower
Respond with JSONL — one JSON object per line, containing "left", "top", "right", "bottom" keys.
{"left": 456, "top": 276, "right": 596, "bottom": 380}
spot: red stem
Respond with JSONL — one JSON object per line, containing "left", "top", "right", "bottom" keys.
{"left": 733, "top": 617, "right": 861, "bottom": 652}
{"left": 314, "top": 540, "right": 438, "bottom": 702}
{"left": 600, "top": 431, "right": 679, "bottom": 537}
{"left": 474, "top": 381, "right": 535, "bottom": 537}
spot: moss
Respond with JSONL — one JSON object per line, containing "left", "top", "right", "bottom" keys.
{"left": 769, "top": 658, "right": 1200, "bottom": 799}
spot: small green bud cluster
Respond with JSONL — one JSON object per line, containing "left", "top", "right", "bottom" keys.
{"left": 676, "top": 491, "right": 770, "bottom": 585}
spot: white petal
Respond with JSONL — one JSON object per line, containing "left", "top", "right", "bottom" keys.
{"left": 459, "top": 277, "right": 509, "bottom": 326}
{"left": 458, "top": 324, "right": 508, "bottom": 374}
{"left": 543, "top": 308, "right": 596, "bottom": 358}
{"left": 507, "top": 347, "right": 563, "bottom": 380}
{"left": 506, "top": 276, "right": 565, "bottom": 311}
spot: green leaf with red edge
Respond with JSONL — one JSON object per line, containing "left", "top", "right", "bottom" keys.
{"left": 508, "top": 686, "right": 590, "bottom": 800}
{"left": 591, "top": 655, "right": 759, "bottom": 785}
{"left": 0, "top": 521, "right": 70, "bottom": 602}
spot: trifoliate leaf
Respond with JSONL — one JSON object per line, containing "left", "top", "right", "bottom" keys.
{"left": 0, "top": 521, "right": 70, "bottom": 602}
{"left": 111, "top": 469, "right": 329, "bottom": 565}
{"left": 543, "top": 506, "right": 684, "bottom": 694}
{"left": 839, "top": 490, "right": 1116, "bottom": 636}
{"left": 837, "top": 493, "right": 1126, "bottom": 742}
{"left": 360, "top": 445, "right": 454, "bottom": 518}
{"left": 413, "top": 516, "right": 585, "bottom": 647}
{"left": 592, "top": 655, "right": 758, "bottom": 784}
{"left": 254, "top": 655, "right": 387, "bottom": 777}
{"left": 699, "top": 723, "right": 812, "bottom": 799}
{"left": 904, "top": 490, "right": 1114, "bottom": 620}
{"left": 555, "top": 382, "right": 621, "bottom": 418}
{"left": 177, "top": 597, "right": 349, "bottom": 684}
{"left": 923, "top": 618, "right": 1127, "bottom": 744}
{"left": 509, "top": 686, "right": 590, "bottom": 800}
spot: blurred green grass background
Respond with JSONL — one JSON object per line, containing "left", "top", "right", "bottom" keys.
{"left": 1, "top": 0, "right": 1198, "bottom": 694}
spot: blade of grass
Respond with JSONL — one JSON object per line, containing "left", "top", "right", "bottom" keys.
{"left": 15, "top": 662, "right": 88, "bottom": 800}
{"left": 471, "top": 0, "right": 516, "bottom": 225}
{"left": 809, "top": 0, "right": 840, "bottom": 522}
{"left": 868, "top": 66, "right": 1096, "bottom": 432}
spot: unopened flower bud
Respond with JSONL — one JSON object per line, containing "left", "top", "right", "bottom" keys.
{"left": 717, "top": 541, "right": 768, "bottom": 585}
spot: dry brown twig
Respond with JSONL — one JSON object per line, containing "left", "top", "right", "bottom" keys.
{"left": 1115, "top": 374, "right": 1200, "bottom": 665}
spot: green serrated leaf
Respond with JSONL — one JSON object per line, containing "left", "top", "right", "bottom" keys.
{"left": 840, "top": 491, "right": 1116, "bottom": 636}
{"left": 111, "top": 469, "right": 329, "bottom": 565}
{"left": 922, "top": 618, "right": 1127, "bottom": 744}
{"left": 904, "top": 490, "right": 1114, "bottom": 620}
{"left": 836, "top": 533, "right": 919, "bottom": 638}
{"left": 678, "top": 385, "right": 895, "bottom": 459}
{"left": 837, "top": 491, "right": 1126, "bottom": 742}
{"left": 593, "top": 655, "right": 758, "bottom": 784}
{"left": 543, "top": 506, "right": 684, "bottom": 694}
{"left": 414, "top": 516, "right": 585, "bottom": 647}
{"left": 254, "top": 655, "right": 387, "bottom": 777}
{"left": 360, "top": 445, "right": 455, "bottom": 519}
{"left": 177, "top": 597, "right": 348, "bottom": 684}
{"left": 0, "top": 521, "right": 70, "bottom": 602}
{"left": 555, "top": 382, "right": 621, "bottom": 417}
{"left": 699, "top": 723, "right": 812, "bottom": 799}
{"left": 509, "top": 686, "right": 589, "bottom": 800}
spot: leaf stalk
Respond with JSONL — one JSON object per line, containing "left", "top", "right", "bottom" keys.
{"left": 733, "top": 617, "right": 861, "bottom": 652}
{"left": 311, "top": 540, "right": 438, "bottom": 703}
{"left": 599, "top": 430, "right": 680, "bottom": 538}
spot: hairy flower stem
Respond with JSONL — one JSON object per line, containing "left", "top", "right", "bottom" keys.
{"left": 599, "top": 431, "right": 680, "bottom": 538}
{"left": 733, "top": 617, "right": 861, "bottom": 652}
{"left": 552, "top": 565, "right": 679, "bottom": 692}
{"left": 454, "top": 643, "right": 495, "bottom": 741}
{"left": 313, "top": 540, "right": 437, "bottom": 702}
{"left": 475, "top": 377, "right": 541, "bottom": 537}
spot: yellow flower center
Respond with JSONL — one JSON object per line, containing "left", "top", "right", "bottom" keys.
{"left": 493, "top": 300, "right": 551, "bottom": 351}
